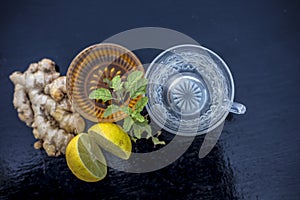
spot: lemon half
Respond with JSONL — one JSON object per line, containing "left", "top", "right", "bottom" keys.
{"left": 88, "top": 123, "right": 132, "bottom": 160}
{"left": 66, "top": 133, "right": 107, "bottom": 182}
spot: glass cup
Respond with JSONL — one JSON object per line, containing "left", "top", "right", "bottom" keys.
{"left": 145, "top": 44, "right": 246, "bottom": 136}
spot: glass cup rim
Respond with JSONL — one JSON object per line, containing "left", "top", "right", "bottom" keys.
{"left": 145, "top": 44, "right": 235, "bottom": 135}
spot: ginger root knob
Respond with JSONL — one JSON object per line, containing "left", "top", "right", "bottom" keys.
{"left": 10, "top": 58, "right": 85, "bottom": 156}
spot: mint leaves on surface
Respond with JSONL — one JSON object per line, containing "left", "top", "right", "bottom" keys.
{"left": 89, "top": 71, "right": 165, "bottom": 146}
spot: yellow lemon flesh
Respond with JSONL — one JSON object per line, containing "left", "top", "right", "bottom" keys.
{"left": 88, "top": 123, "right": 132, "bottom": 160}
{"left": 66, "top": 133, "right": 107, "bottom": 182}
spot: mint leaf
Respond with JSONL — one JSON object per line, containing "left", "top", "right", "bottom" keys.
{"left": 134, "top": 97, "right": 148, "bottom": 113}
{"left": 89, "top": 88, "right": 112, "bottom": 102}
{"left": 111, "top": 75, "right": 123, "bottom": 91}
{"left": 113, "top": 89, "right": 126, "bottom": 102}
{"left": 120, "top": 106, "right": 132, "bottom": 115}
{"left": 123, "top": 117, "right": 134, "bottom": 132}
{"left": 143, "top": 124, "right": 152, "bottom": 139}
{"left": 157, "top": 130, "right": 162, "bottom": 136}
{"left": 132, "top": 123, "right": 143, "bottom": 139}
{"left": 103, "top": 104, "right": 121, "bottom": 117}
{"left": 127, "top": 71, "right": 143, "bottom": 83}
{"left": 151, "top": 137, "right": 166, "bottom": 145}
{"left": 125, "top": 71, "right": 144, "bottom": 91}
{"left": 129, "top": 78, "right": 148, "bottom": 98}
{"left": 133, "top": 113, "right": 145, "bottom": 122}
{"left": 124, "top": 71, "right": 147, "bottom": 98}
{"left": 103, "top": 78, "right": 112, "bottom": 87}
{"left": 130, "top": 136, "right": 137, "bottom": 142}
{"left": 131, "top": 97, "right": 148, "bottom": 122}
{"left": 132, "top": 122, "right": 151, "bottom": 139}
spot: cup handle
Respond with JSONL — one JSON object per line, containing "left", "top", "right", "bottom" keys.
{"left": 229, "top": 102, "right": 246, "bottom": 114}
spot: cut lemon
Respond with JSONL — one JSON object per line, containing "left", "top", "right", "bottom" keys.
{"left": 88, "top": 123, "right": 132, "bottom": 160}
{"left": 66, "top": 133, "right": 107, "bottom": 182}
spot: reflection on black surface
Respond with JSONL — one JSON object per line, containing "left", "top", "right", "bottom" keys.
{"left": 0, "top": 132, "right": 237, "bottom": 199}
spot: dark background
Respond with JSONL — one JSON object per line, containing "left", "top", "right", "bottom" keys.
{"left": 1, "top": 0, "right": 300, "bottom": 199}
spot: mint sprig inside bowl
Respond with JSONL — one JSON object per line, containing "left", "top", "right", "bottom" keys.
{"left": 89, "top": 71, "right": 165, "bottom": 146}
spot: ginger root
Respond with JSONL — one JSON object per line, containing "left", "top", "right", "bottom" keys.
{"left": 10, "top": 58, "right": 85, "bottom": 156}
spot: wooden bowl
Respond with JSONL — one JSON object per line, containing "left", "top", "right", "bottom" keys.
{"left": 67, "top": 43, "right": 144, "bottom": 122}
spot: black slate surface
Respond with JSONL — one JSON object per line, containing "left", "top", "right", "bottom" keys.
{"left": 1, "top": 0, "right": 300, "bottom": 199}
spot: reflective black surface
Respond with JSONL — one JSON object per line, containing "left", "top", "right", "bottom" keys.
{"left": 1, "top": 0, "right": 300, "bottom": 199}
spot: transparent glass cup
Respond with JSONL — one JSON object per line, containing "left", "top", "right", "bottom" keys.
{"left": 145, "top": 44, "right": 246, "bottom": 136}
